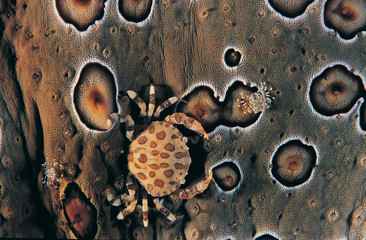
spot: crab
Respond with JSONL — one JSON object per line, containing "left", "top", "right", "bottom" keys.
{"left": 106, "top": 84, "right": 213, "bottom": 227}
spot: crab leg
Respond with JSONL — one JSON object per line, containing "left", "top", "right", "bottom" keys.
{"left": 174, "top": 171, "right": 213, "bottom": 200}
{"left": 153, "top": 96, "right": 179, "bottom": 118}
{"left": 152, "top": 198, "right": 177, "bottom": 222}
{"left": 164, "top": 113, "right": 209, "bottom": 140}
{"left": 141, "top": 188, "right": 149, "bottom": 227}
{"left": 117, "top": 175, "right": 139, "bottom": 220}
{"left": 106, "top": 188, "right": 125, "bottom": 207}
{"left": 119, "top": 114, "right": 135, "bottom": 140}
{"left": 147, "top": 84, "right": 156, "bottom": 118}
{"left": 127, "top": 90, "right": 147, "bottom": 117}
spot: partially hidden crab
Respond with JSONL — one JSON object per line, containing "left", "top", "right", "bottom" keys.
{"left": 106, "top": 84, "right": 213, "bottom": 227}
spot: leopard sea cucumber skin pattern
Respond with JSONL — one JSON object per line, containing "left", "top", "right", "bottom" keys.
{"left": 1, "top": 0, "right": 366, "bottom": 239}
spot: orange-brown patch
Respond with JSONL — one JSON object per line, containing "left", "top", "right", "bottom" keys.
{"left": 138, "top": 136, "right": 148, "bottom": 145}
{"left": 164, "top": 143, "right": 175, "bottom": 152}
{"left": 149, "top": 126, "right": 155, "bottom": 134}
{"left": 174, "top": 163, "right": 185, "bottom": 169}
{"left": 134, "top": 163, "right": 141, "bottom": 169}
{"left": 137, "top": 172, "right": 147, "bottom": 180}
{"left": 150, "top": 141, "right": 157, "bottom": 148}
{"left": 149, "top": 164, "right": 160, "bottom": 170}
{"left": 128, "top": 153, "right": 134, "bottom": 162}
{"left": 160, "top": 153, "right": 170, "bottom": 158}
{"left": 154, "top": 179, "right": 165, "bottom": 188}
{"left": 160, "top": 163, "right": 169, "bottom": 168}
{"left": 149, "top": 171, "right": 156, "bottom": 178}
{"left": 156, "top": 131, "right": 166, "bottom": 140}
{"left": 164, "top": 169, "right": 174, "bottom": 178}
{"left": 151, "top": 150, "right": 159, "bottom": 156}
{"left": 138, "top": 154, "right": 148, "bottom": 163}
{"left": 175, "top": 152, "right": 186, "bottom": 159}
{"left": 134, "top": 147, "right": 144, "bottom": 153}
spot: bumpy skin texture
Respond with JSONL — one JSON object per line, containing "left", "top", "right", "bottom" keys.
{"left": 0, "top": 0, "right": 366, "bottom": 239}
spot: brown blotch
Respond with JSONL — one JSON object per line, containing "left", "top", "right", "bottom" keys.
{"left": 128, "top": 153, "right": 134, "bottom": 162}
{"left": 150, "top": 141, "right": 157, "bottom": 148}
{"left": 175, "top": 152, "right": 186, "bottom": 159}
{"left": 164, "top": 169, "right": 174, "bottom": 178}
{"left": 160, "top": 163, "right": 169, "bottom": 168}
{"left": 164, "top": 143, "right": 175, "bottom": 152}
{"left": 149, "top": 164, "right": 160, "bottom": 170}
{"left": 134, "top": 163, "right": 141, "bottom": 169}
{"left": 138, "top": 154, "right": 148, "bottom": 163}
{"left": 160, "top": 153, "right": 170, "bottom": 158}
{"left": 149, "top": 125, "right": 155, "bottom": 134}
{"left": 174, "top": 163, "right": 185, "bottom": 169}
{"left": 171, "top": 134, "right": 179, "bottom": 139}
{"left": 137, "top": 172, "right": 147, "bottom": 180}
{"left": 154, "top": 179, "right": 165, "bottom": 188}
{"left": 151, "top": 150, "right": 159, "bottom": 156}
{"left": 134, "top": 147, "right": 144, "bottom": 153}
{"left": 156, "top": 131, "right": 166, "bottom": 140}
{"left": 138, "top": 136, "right": 148, "bottom": 145}
{"left": 149, "top": 171, "right": 155, "bottom": 178}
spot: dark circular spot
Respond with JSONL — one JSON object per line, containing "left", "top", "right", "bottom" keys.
{"left": 254, "top": 234, "right": 279, "bottom": 240}
{"left": 224, "top": 48, "right": 242, "bottom": 67}
{"left": 213, "top": 162, "right": 241, "bottom": 191}
{"left": 73, "top": 63, "right": 117, "bottom": 131}
{"left": 268, "top": 0, "right": 314, "bottom": 18}
{"left": 309, "top": 65, "right": 363, "bottom": 116}
{"left": 271, "top": 140, "right": 316, "bottom": 187}
{"left": 55, "top": 0, "right": 105, "bottom": 31}
{"left": 324, "top": 0, "right": 366, "bottom": 39}
{"left": 119, "top": 0, "right": 153, "bottom": 22}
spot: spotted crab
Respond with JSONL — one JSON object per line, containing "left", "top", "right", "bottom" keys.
{"left": 106, "top": 84, "right": 212, "bottom": 227}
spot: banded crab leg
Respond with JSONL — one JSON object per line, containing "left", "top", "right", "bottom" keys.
{"left": 141, "top": 188, "right": 149, "bottom": 227}
{"left": 154, "top": 96, "right": 180, "bottom": 118}
{"left": 117, "top": 175, "right": 139, "bottom": 220}
{"left": 152, "top": 198, "right": 177, "bottom": 222}
{"left": 173, "top": 171, "right": 213, "bottom": 200}
{"left": 147, "top": 84, "right": 156, "bottom": 118}
{"left": 107, "top": 113, "right": 135, "bottom": 140}
{"left": 164, "top": 113, "right": 209, "bottom": 140}
{"left": 106, "top": 187, "right": 125, "bottom": 207}
{"left": 127, "top": 90, "right": 147, "bottom": 117}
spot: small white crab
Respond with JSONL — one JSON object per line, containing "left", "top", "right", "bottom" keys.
{"left": 41, "top": 157, "right": 63, "bottom": 188}
{"left": 106, "top": 84, "right": 212, "bottom": 227}
{"left": 236, "top": 82, "right": 273, "bottom": 114}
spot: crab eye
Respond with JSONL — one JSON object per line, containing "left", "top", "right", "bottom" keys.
{"left": 74, "top": 63, "right": 117, "bottom": 131}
